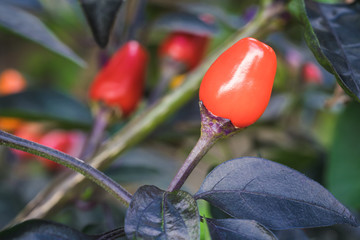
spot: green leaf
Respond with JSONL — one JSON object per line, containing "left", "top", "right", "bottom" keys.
{"left": 125, "top": 185, "right": 200, "bottom": 240}
{"left": 0, "top": 3, "right": 85, "bottom": 67}
{"left": 326, "top": 102, "right": 360, "bottom": 209}
{"left": 80, "top": 0, "right": 124, "bottom": 48}
{"left": 0, "top": 88, "right": 92, "bottom": 129}
{"left": 0, "top": 219, "right": 95, "bottom": 240}
{"left": 288, "top": 0, "right": 360, "bottom": 101}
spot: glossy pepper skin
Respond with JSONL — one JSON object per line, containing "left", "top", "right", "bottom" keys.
{"left": 89, "top": 41, "right": 148, "bottom": 116}
{"left": 159, "top": 31, "right": 209, "bottom": 70}
{"left": 199, "top": 37, "right": 277, "bottom": 128}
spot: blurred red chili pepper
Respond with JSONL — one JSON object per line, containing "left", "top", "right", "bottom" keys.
{"left": 89, "top": 41, "right": 148, "bottom": 116}
{"left": 0, "top": 69, "right": 26, "bottom": 95}
{"left": 38, "top": 130, "right": 85, "bottom": 170}
{"left": 0, "top": 69, "right": 27, "bottom": 132}
{"left": 159, "top": 31, "right": 209, "bottom": 71}
{"left": 301, "top": 62, "right": 323, "bottom": 84}
{"left": 12, "top": 124, "right": 85, "bottom": 171}
{"left": 12, "top": 123, "right": 44, "bottom": 159}
{"left": 199, "top": 37, "right": 277, "bottom": 128}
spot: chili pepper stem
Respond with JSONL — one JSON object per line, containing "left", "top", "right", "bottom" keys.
{"left": 148, "top": 58, "right": 185, "bottom": 105}
{"left": 81, "top": 103, "right": 112, "bottom": 160}
{"left": 0, "top": 130, "right": 132, "bottom": 206}
{"left": 167, "top": 102, "right": 243, "bottom": 192}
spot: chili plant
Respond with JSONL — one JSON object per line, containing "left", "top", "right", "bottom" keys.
{"left": 0, "top": 0, "right": 359, "bottom": 239}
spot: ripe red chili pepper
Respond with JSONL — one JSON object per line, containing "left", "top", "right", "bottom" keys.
{"left": 89, "top": 41, "right": 148, "bottom": 116}
{"left": 301, "top": 62, "right": 323, "bottom": 84}
{"left": 159, "top": 31, "right": 209, "bottom": 70}
{"left": 199, "top": 37, "right": 277, "bottom": 128}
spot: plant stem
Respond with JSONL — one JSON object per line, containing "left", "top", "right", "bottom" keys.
{"left": 167, "top": 132, "right": 217, "bottom": 192}
{"left": 81, "top": 104, "right": 111, "bottom": 160}
{"left": 168, "top": 102, "right": 242, "bottom": 192}
{"left": 95, "top": 227, "right": 125, "bottom": 240}
{"left": 0, "top": 130, "right": 132, "bottom": 206}
{"left": 148, "top": 58, "right": 185, "bottom": 105}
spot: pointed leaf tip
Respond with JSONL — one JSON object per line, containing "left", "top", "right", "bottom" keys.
{"left": 80, "top": 0, "right": 124, "bottom": 48}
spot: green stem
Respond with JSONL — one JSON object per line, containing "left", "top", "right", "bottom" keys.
{"left": 0, "top": 130, "right": 132, "bottom": 206}
{"left": 80, "top": 104, "right": 111, "bottom": 160}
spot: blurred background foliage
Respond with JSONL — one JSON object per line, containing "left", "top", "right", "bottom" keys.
{"left": 0, "top": 0, "right": 359, "bottom": 239}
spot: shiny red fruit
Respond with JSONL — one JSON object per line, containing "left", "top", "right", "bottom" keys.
{"left": 302, "top": 62, "right": 323, "bottom": 84}
{"left": 89, "top": 41, "right": 148, "bottom": 116}
{"left": 159, "top": 31, "right": 209, "bottom": 70}
{"left": 199, "top": 37, "right": 277, "bottom": 128}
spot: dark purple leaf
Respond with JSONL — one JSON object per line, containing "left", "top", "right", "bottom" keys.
{"left": 80, "top": 0, "right": 124, "bottom": 48}
{"left": 0, "top": 3, "right": 85, "bottom": 67}
{"left": 206, "top": 218, "right": 277, "bottom": 240}
{"left": 0, "top": 88, "right": 93, "bottom": 128}
{"left": 125, "top": 185, "right": 200, "bottom": 240}
{"left": 152, "top": 12, "right": 219, "bottom": 36}
{"left": 275, "top": 229, "right": 309, "bottom": 240}
{"left": 289, "top": 0, "right": 360, "bottom": 101}
{"left": 0, "top": 219, "right": 95, "bottom": 240}
{"left": 195, "top": 157, "right": 358, "bottom": 230}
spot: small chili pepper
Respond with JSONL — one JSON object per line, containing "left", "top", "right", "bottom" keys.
{"left": 199, "top": 37, "right": 277, "bottom": 128}
{"left": 159, "top": 31, "right": 209, "bottom": 71}
{"left": 0, "top": 69, "right": 26, "bottom": 95}
{"left": 301, "top": 62, "right": 323, "bottom": 84}
{"left": 89, "top": 41, "right": 148, "bottom": 116}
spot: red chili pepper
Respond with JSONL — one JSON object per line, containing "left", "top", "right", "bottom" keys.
{"left": 89, "top": 41, "right": 148, "bottom": 116}
{"left": 301, "top": 62, "right": 323, "bottom": 84}
{"left": 199, "top": 37, "right": 277, "bottom": 128}
{"left": 159, "top": 31, "right": 209, "bottom": 70}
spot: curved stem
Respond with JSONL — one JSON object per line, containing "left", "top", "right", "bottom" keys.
{"left": 95, "top": 227, "right": 125, "bottom": 240}
{"left": 81, "top": 104, "right": 111, "bottom": 160}
{"left": 148, "top": 58, "right": 185, "bottom": 105}
{"left": 0, "top": 130, "right": 132, "bottom": 206}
